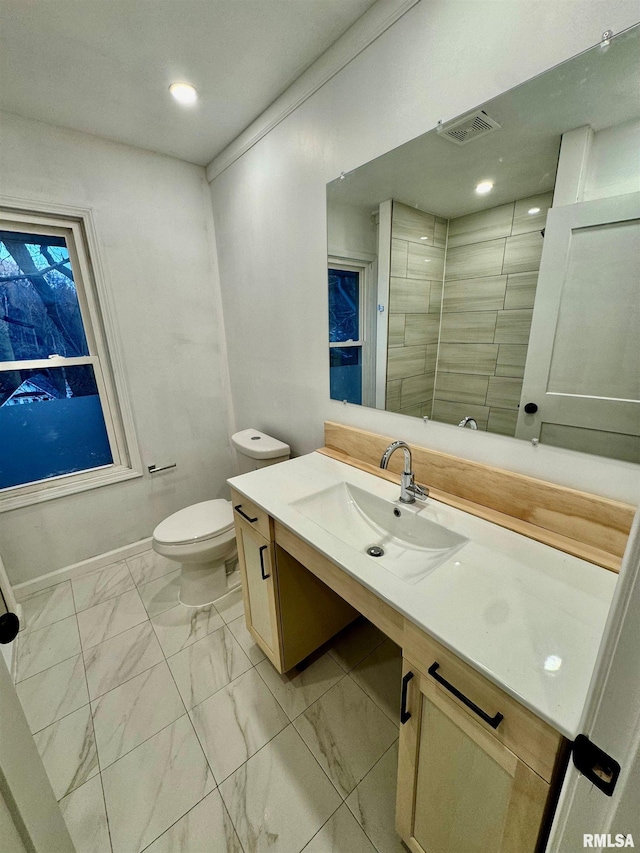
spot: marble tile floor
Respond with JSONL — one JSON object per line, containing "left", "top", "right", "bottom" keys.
{"left": 13, "top": 551, "right": 407, "bottom": 853}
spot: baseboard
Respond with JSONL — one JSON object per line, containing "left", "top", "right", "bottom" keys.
{"left": 13, "top": 538, "right": 153, "bottom": 600}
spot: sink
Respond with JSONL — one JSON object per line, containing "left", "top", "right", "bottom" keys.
{"left": 290, "top": 482, "right": 468, "bottom": 584}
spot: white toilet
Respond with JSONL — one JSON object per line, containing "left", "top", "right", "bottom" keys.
{"left": 152, "top": 429, "right": 290, "bottom": 607}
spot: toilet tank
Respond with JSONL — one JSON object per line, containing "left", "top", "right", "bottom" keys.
{"left": 231, "top": 429, "right": 290, "bottom": 474}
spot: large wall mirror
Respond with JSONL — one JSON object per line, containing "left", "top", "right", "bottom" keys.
{"left": 327, "top": 27, "right": 639, "bottom": 464}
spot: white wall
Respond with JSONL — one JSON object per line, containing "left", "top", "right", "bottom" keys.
{"left": 209, "top": 0, "right": 640, "bottom": 505}
{"left": 0, "top": 112, "right": 234, "bottom": 584}
{"left": 327, "top": 200, "right": 377, "bottom": 259}
{"left": 585, "top": 118, "right": 640, "bottom": 200}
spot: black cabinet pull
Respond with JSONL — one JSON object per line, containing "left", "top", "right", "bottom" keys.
{"left": 259, "top": 544, "right": 270, "bottom": 580}
{"left": 400, "top": 671, "right": 414, "bottom": 724}
{"left": 235, "top": 504, "right": 258, "bottom": 523}
{"left": 428, "top": 662, "right": 503, "bottom": 729}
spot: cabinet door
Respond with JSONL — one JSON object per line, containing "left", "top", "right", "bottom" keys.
{"left": 397, "top": 661, "right": 549, "bottom": 853}
{"left": 235, "top": 517, "right": 282, "bottom": 669}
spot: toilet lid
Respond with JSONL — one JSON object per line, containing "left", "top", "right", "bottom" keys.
{"left": 153, "top": 500, "right": 234, "bottom": 546}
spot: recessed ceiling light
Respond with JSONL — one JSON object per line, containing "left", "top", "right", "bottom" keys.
{"left": 420, "top": 236, "right": 429, "bottom": 241}
{"left": 475, "top": 181, "right": 494, "bottom": 195}
{"left": 169, "top": 82, "right": 198, "bottom": 105}
{"left": 528, "top": 207, "right": 541, "bottom": 215}
{"left": 544, "top": 655, "right": 562, "bottom": 672}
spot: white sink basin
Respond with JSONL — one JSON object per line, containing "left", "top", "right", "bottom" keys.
{"left": 290, "top": 482, "right": 468, "bottom": 584}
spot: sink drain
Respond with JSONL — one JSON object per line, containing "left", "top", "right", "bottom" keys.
{"left": 366, "top": 545, "right": 385, "bottom": 557}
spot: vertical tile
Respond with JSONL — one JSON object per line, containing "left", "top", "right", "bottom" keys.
{"left": 385, "top": 380, "right": 402, "bottom": 413}
{"left": 77, "top": 589, "right": 148, "bottom": 649}
{"left": 434, "top": 216, "right": 448, "bottom": 248}
{"left": 511, "top": 191, "right": 553, "bottom": 235}
{"left": 390, "top": 239, "right": 407, "bottom": 277}
{"left": 400, "top": 374, "right": 433, "bottom": 409}
{"left": 439, "top": 311, "right": 497, "bottom": 343}
{"left": 33, "top": 705, "right": 99, "bottom": 800}
{"left": 407, "top": 242, "right": 445, "bottom": 281}
{"left": 219, "top": 725, "right": 341, "bottom": 853}
{"left": 20, "top": 582, "right": 75, "bottom": 634}
{"left": 436, "top": 343, "right": 498, "bottom": 375}
{"left": 388, "top": 277, "right": 430, "bottom": 313}
{"left": 434, "top": 372, "right": 489, "bottom": 406}
{"left": 387, "top": 314, "right": 405, "bottom": 347}
{"left": 445, "top": 239, "right": 506, "bottom": 280}
{"left": 496, "top": 344, "right": 528, "bottom": 378}
{"left": 16, "top": 615, "right": 81, "bottom": 682}
{"left": 431, "top": 400, "right": 489, "bottom": 430}
{"left": 487, "top": 408, "right": 519, "bottom": 437}
{"left": 447, "top": 203, "right": 514, "bottom": 248}
{"left": 441, "top": 276, "right": 507, "bottom": 313}
{"left": 59, "top": 776, "right": 111, "bottom": 853}
{"left": 486, "top": 376, "right": 524, "bottom": 409}
{"left": 294, "top": 677, "right": 397, "bottom": 798}
{"left": 502, "top": 232, "right": 544, "bottom": 274}
{"left": 102, "top": 715, "right": 214, "bottom": 853}
{"left": 504, "top": 271, "right": 539, "bottom": 310}
{"left": 429, "top": 279, "right": 443, "bottom": 312}
{"left": 404, "top": 313, "right": 439, "bottom": 346}
{"left": 391, "top": 201, "right": 435, "bottom": 244}
{"left": 16, "top": 654, "right": 88, "bottom": 734}
{"left": 386, "top": 346, "right": 426, "bottom": 381}
{"left": 72, "top": 563, "right": 134, "bottom": 613}
{"left": 494, "top": 309, "right": 533, "bottom": 344}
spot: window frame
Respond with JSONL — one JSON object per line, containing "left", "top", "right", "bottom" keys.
{"left": 0, "top": 199, "right": 142, "bottom": 511}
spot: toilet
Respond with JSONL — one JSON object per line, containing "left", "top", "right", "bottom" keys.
{"left": 152, "top": 429, "right": 290, "bottom": 607}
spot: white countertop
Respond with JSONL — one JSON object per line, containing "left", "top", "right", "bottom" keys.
{"left": 229, "top": 452, "right": 617, "bottom": 739}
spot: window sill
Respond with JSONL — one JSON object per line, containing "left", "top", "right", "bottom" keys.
{"left": 0, "top": 465, "right": 143, "bottom": 513}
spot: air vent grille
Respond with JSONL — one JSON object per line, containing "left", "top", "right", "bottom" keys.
{"left": 437, "top": 111, "right": 501, "bottom": 146}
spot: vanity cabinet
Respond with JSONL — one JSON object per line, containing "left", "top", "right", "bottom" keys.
{"left": 231, "top": 489, "right": 357, "bottom": 673}
{"left": 397, "top": 624, "right": 566, "bottom": 853}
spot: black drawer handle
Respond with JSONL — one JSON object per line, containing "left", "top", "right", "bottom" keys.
{"left": 235, "top": 504, "right": 258, "bottom": 523}
{"left": 400, "top": 671, "right": 414, "bottom": 724}
{"left": 428, "top": 662, "right": 503, "bottom": 729}
{"left": 259, "top": 544, "right": 270, "bottom": 580}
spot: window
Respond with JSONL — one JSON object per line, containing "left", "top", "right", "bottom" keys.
{"left": 0, "top": 205, "right": 140, "bottom": 510}
{"left": 328, "top": 259, "right": 375, "bottom": 406}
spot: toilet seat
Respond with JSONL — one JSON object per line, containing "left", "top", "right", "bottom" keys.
{"left": 153, "top": 500, "right": 234, "bottom": 546}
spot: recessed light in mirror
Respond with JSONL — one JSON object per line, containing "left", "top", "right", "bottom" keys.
{"left": 528, "top": 207, "right": 541, "bottom": 215}
{"left": 475, "top": 181, "right": 494, "bottom": 195}
{"left": 169, "top": 82, "right": 198, "bottom": 105}
{"left": 420, "top": 236, "right": 429, "bottom": 240}
{"left": 544, "top": 654, "right": 562, "bottom": 672}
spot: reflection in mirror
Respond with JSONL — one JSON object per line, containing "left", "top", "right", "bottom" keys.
{"left": 327, "top": 27, "right": 640, "bottom": 463}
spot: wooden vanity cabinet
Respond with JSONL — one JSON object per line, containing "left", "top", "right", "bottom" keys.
{"left": 231, "top": 490, "right": 357, "bottom": 673}
{"left": 397, "top": 625, "right": 566, "bottom": 853}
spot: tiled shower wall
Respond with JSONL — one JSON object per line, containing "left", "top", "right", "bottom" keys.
{"left": 385, "top": 202, "right": 447, "bottom": 419}
{"left": 385, "top": 192, "right": 552, "bottom": 435}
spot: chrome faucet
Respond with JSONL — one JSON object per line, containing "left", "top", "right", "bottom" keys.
{"left": 379, "top": 440, "right": 429, "bottom": 504}
{"left": 458, "top": 416, "right": 478, "bottom": 429}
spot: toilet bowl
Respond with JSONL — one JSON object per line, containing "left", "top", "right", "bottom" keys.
{"left": 152, "top": 429, "right": 290, "bottom": 607}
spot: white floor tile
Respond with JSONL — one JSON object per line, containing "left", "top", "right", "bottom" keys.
{"left": 214, "top": 587, "right": 244, "bottom": 624}
{"left": 294, "top": 677, "right": 398, "bottom": 798}
{"left": 15, "top": 615, "right": 81, "bottom": 682}
{"left": 102, "top": 715, "right": 214, "bottom": 853}
{"left": 72, "top": 562, "right": 135, "bottom": 613}
{"left": 227, "top": 614, "right": 266, "bottom": 664}
{"left": 150, "top": 602, "right": 223, "bottom": 658}
{"left": 328, "top": 618, "right": 386, "bottom": 673}
{"left": 126, "top": 550, "right": 175, "bottom": 587}
{"left": 190, "top": 668, "right": 289, "bottom": 782}
{"left": 33, "top": 705, "right": 99, "bottom": 801}
{"left": 350, "top": 639, "right": 402, "bottom": 726}
{"left": 143, "top": 789, "right": 242, "bottom": 853}
{"left": 302, "top": 804, "right": 377, "bottom": 853}
{"left": 59, "top": 776, "right": 112, "bottom": 853}
{"left": 16, "top": 653, "right": 88, "bottom": 734}
{"left": 256, "top": 653, "right": 344, "bottom": 721}
{"left": 84, "top": 621, "right": 163, "bottom": 700}
{"left": 91, "top": 661, "right": 184, "bottom": 768}
{"left": 219, "top": 725, "right": 341, "bottom": 853}
{"left": 78, "top": 589, "right": 148, "bottom": 649}
{"left": 167, "top": 626, "right": 252, "bottom": 710}
{"left": 346, "top": 742, "right": 405, "bottom": 853}
{"left": 20, "top": 581, "right": 75, "bottom": 634}
{"left": 138, "top": 571, "right": 181, "bottom": 618}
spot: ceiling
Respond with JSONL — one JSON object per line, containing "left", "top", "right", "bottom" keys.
{"left": 0, "top": 0, "right": 379, "bottom": 165}
{"left": 328, "top": 27, "right": 640, "bottom": 219}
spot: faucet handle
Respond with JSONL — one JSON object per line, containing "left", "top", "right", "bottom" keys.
{"left": 407, "top": 481, "right": 429, "bottom": 501}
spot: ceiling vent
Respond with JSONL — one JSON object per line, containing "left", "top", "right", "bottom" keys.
{"left": 437, "top": 110, "right": 501, "bottom": 146}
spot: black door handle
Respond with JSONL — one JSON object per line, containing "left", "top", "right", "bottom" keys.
{"left": 259, "top": 544, "right": 270, "bottom": 580}
{"left": 235, "top": 504, "right": 258, "bottom": 523}
{"left": 400, "top": 671, "right": 414, "bottom": 724}
{"left": 428, "top": 662, "right": 503, "bottom": 729}
{"left": 523, "top": 402, "right": 538, "bottom": 414}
